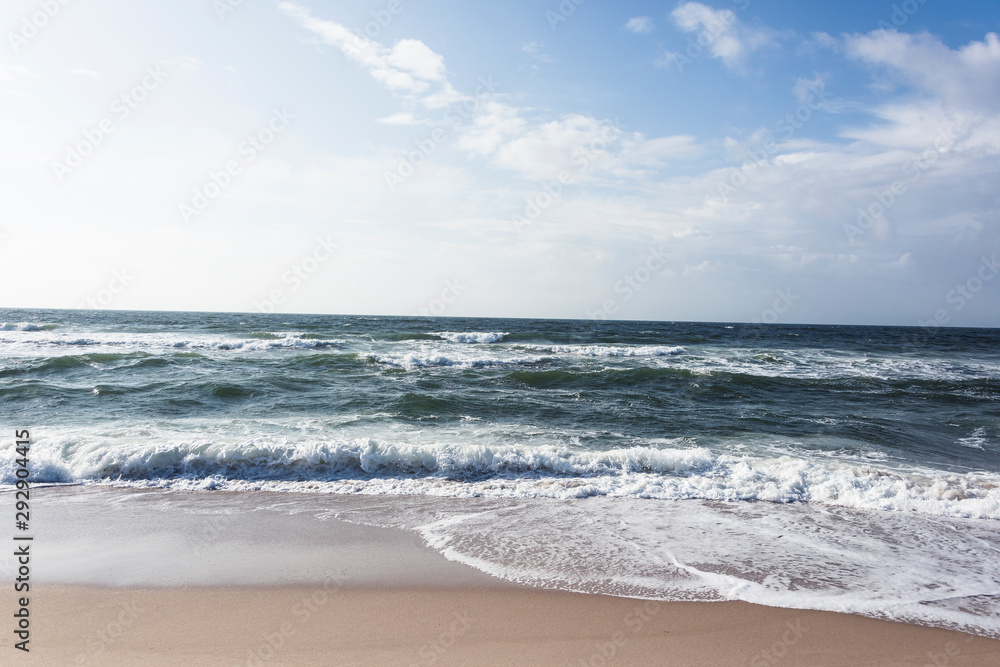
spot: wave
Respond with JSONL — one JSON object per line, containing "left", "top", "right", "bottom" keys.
{"left": 202, "top": 333, "right": 346, "bottom": 350}
{"left": 365, "top": 352, "right": 549, "bottom": 369}
{"left": 364, "top": 342, "right": 684, "bottom": 370}
{"left": 0, "top": 322, "right": 59, "bottom": 331}
{"left": 434, "top": 331, "right": 507, "bottom": 344}
{"left": 502, "top": 366, "right": 701, "bottom": 388}
{"left": 0, "top": 331, "right": 345, "bottom": 351}
{"left": 958, "top": 427, "right": 989, "bottom": 450}
{"left": 519, "top": 344, "right": 686, "bottom": 357}
{"left": 5, "top": 438, "right": 998, "bottom": 519}
{"left": 388, "top": 494, "right": 1000, "bottom": 639}
{"left": 0, "top": 351, "right": 167, "bottom": 377}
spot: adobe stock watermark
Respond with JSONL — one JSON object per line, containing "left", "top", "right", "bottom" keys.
{"left": 8, "top": 0, "right": 72, "bottom": 53}
{"left": 213, "top": 0, "right": 244, "bottom": 21}
{"left": 660, "top": 0, "right": 751, "bottom": 73}
{"left": 751, "top": 288, "right": 798, "bottom": 324}
{"left": 241, "top": 573, "right": 347, "bottom": 667}
{"left": 253, "top": 235, "right": 338, "bottom": 313}
{"left": 342, "top": 0, "right": 408, "bottom": 47}
{"left": 383, "top": 76, "right": 500, "bottom": 192}
{"left": 187, "top": 515, "right": 230, "bottom": 559}
{"left": 587, "top": 246, "right": 671, "bottom": 320}
{"left": 546, "top": 0, "right": 587, "bottom": 31}
{"left": 72, "top": 598, "right": 144, "bottom": 666}
{"left": 918, "top": 254, "right": 998, "bottom": 330}
{"left": 576, "top": 599, "right": 660, "bottom": 666}
{"left": 51, "top": 65, "right": 168, "bottom": 183}
{"left": 876, "top": 0, "right": 931, "bottom": 32}
{"left": 712, "top": 81, "right": 831, "bottom": 203}
{"left": 411, "top": 279, "right": 466, "bottom": 317}
{"left": 179, "top": 108, "right": 293, "bottom": 224}
{"left": 512, "top": 118, "right": 625, "bottom": 232}
{"left": 511, "top": 172, "right": 574, "bottom": 232}
{"left": 844, "top": 124, "right": 954, "bottom": 243}
{"left": 408, "top": 610, "right": 476, "bottom": 666}
{"left": 923, "top": 635, "right": 976, "bottom": 667}
{"left": 77, "top": 269, "right": 134, "bottom": 309}
{"left": 746, "top": 618, "right": 807, "bottom": 667}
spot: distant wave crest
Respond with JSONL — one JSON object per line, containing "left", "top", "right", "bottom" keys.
{"left": 521, "top": 344, "right": 686, "bottom": 357}
{"left": 435, "top": 331, "right": 508, "bottom": 344}
{"left": 0, "top": 330, "right": 344, "bottom": 351}
{"left": 0, "top": 322, "right": 59, "bottom": 331}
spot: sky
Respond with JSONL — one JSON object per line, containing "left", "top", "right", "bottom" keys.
{"left": 1, "top": 0, "right": 998, "bottom": 326}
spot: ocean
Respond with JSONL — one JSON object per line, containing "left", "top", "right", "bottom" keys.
{"left": 2, "top": 309, "right": 999, "bottom": 636}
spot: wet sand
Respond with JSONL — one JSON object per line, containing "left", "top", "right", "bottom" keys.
{"left": 3, "top": 486, "right": 997, "bottom": 665}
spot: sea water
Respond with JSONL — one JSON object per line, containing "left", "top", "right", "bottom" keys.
{"left": 2, "top": 309, "right": 998, "bottom": 636}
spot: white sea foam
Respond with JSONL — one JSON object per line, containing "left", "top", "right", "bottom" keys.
{"left": 958, "top": 427, "right": 989, "bottom": 450}
{"left": 0, "top": 330, "right": 345, "bottom": 353}
{"left": 349, "top": 496, "right": 1000, "bottom": 638}
{"left": 0, "top": 322, "right": 58, "bottom": 331}
{"left": 365, "top": 351, "right": 548, "bottom": 369}
{"left": 659, "top": 347, "right": 1000, "bottom": 382}
{"left": 4, "top": 435, "right": 998, "bottom": 520}
{"left": 521, "top": 344, "right": 686, "bottom": 357}
{"left": 5, "top": 325, "right": 998, "bottom": 384}
{"left": 434, "top": 331, "right": 507, "bottom": 344}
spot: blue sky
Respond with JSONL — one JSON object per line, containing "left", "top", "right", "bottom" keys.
{"left": 1, "top": 0, "right": 999, "bottom": 326}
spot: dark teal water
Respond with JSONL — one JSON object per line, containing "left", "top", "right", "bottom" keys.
{"left": 0, "top": 308, "right": 998, "bottom": 509}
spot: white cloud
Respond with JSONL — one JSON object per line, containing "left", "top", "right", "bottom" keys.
{"left": 456, "top": 102, "right": 526, "bottom": 157}
{"left": 606, "top": 32, "right": 1000, "bottom": 318}
{"left": 279, "top": 2, "right": 463, "bottom": 108}
{"left": 491, "top": 113, "right": 621, "bottom": 179}
{"left": 666, "top": 1, "right": 773, "bottom": 70}
{"left": 807, "top": 31, "right": 841, "bottom": 53}
{"left": 383, "top": 39, "right": 446, "bottom": 82}
{"left": 271, "top": 7, "right": 998, "bottom": 324}
{"left": 624, "top": 16, "right": 653, "bottom": 34}
{"left": 280, "top": 7, "right": 703, "bottom": 189}
{"left": 618, "top": 134, "right": 701, "bottom": 169}
{"left": 67, "top": 68, "right": 100, "bottom": 79}
{"left": 280, "top": 4, "right": 701, "bottom": 185}
{"left": 793, "top": 74, "right": 825, "bottom": 105}
{"left": 890, "top": 252, "right": 914, "bottom": 269}
{"left": 840, "top": 30, "right": 1000, "bottom": 154}
{"left": 0, "top": 64, "right": 36, "bottom": 83}
{"left": 458, "top": 106, "right": 700, "bottom": 181}
{"left": 0, "top": 64, "right": 38, "bottom": 98}
{"left": 376, "top": 112, "right": 426, "bottom": 126}
{"left": 521, "top": 41, "right": 554, "bottom": 64}
{"left": 844, "top": 30, "right": 1000, "bottom": 111}
{"left": 175, "top": 57, "right": 202, "bottom": 70}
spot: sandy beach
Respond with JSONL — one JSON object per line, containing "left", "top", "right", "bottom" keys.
{"left": 2, "top": 486, "right": 998, "bottom": 665}
{"left": 10, "top": 585, "right": 1000, "bottom": 666}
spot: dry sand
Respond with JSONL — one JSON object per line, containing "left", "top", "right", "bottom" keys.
{"left": 5, "top": 585, "right": 999, "bottom": 666}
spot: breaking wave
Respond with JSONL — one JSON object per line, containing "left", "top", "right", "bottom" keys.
{"left": 4, "top": 437, "right": 998, "bottom": 519}
{"left": 434, "top": 331, "right": 508, "bottom": 344}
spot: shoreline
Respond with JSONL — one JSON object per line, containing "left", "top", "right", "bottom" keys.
{"left": 7, "top": 485, "right": 1000, "bottom": 664}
